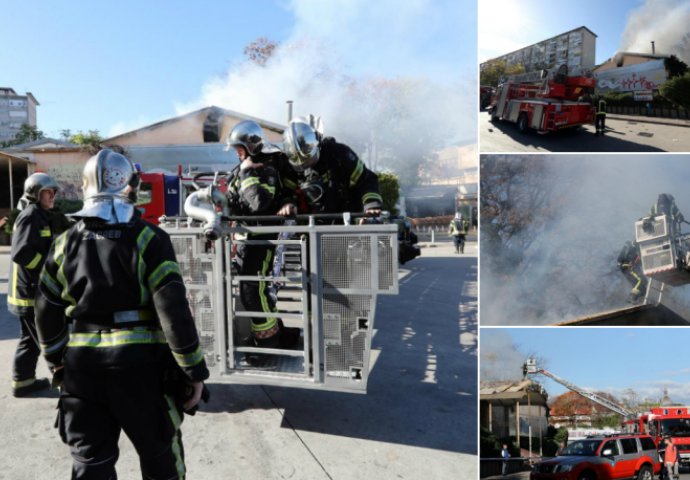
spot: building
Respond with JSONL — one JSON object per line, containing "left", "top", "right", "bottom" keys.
{"left": 0, "top": 88, "right": 39, "bottom": 143}
{"left": 593, "top": 52, "right": 669, "bottom": 94}
{"left": 481, "top": 26, "right": 597, "bottom": 75}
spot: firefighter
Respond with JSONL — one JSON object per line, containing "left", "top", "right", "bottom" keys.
{"left": 7, "top": 173, "right": 60, "bottom": 397}
{"left": 646, "top": 193, "right": 684, "bottom": 234}
{"left": 226, "top": 120, "right": 301, "bottom": 352}
{"left": 449, "top": 212, "right": 469, "bottom": 254}
{"left": 34, "top": 150, "right": 209, "bottom": 479}
{"left": 617, "top": 240, "right": 647, "bottom": 304}
{"left": 595, "top": 97, "right": 607, "bottom": 135}
{"left": 282, "top": 115, "right": 383, "bottom": 217}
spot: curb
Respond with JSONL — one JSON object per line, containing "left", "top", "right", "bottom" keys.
{"left": 607, "top": 114, "right": 690, "bottom": 129}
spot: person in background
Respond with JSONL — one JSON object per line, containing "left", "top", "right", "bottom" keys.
{"left": 7, "top": 173, "right": 60, "bottom": 397}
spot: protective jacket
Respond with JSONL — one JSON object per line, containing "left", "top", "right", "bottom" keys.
{"left": 35, "top": 216, "right": 209, "bottom": 382}
{"left": 8, "top": 204, "right": 56, "bottom": 316}
{"left": 666, "top": 442, "right": 678, "bottom": 464}
{"left": 297, "top": 137, "right": 382, "bottom": 213}
{"left": 450, "top": 218, "right": 469, "bottom": 236}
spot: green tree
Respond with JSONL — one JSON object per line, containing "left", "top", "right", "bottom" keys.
{"left": 664, "top": 55, "right": 688, "bottom": 79}
{"left": 480, "top": 60, "right": 526, "bottom": 87}
{"left": 68, "top": 130, "right": 103, "bottom": 148}
{"left": 1, "top": 123, "right": 44, "bottom": 147}
{"left": 660, "top": 72, "right": 690, "bottom": 110}
{"left": 377, "top": 171, "right": 400, "bottom": 214}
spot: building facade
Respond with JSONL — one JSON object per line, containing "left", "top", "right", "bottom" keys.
{"left": 481, "top": 26, "right": 597, "bottom": 75}
{"left": 0, "top": 88, "right": 39, "bottom": 143}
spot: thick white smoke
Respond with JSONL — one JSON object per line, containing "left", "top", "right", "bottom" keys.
{"left": 481, "top": 155, "right": 690, "bottom": 325}
{"left": 619, "top": 0, "right": 690, "bottom": 62}
{"left": 480, "top": 330, "right": 528, "bottom": 382}
{"left": 177, "top": 0, "right": 476, "bottom": 179}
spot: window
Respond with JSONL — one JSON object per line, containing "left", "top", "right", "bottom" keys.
{"left": 640, "top": 437, "right": 656, "bottom": 451}
{"left": 620, "top": 438, "right": 639, "bottom": 454}
{"left": 601, "top": 440, "right": 620, "bottom": 456}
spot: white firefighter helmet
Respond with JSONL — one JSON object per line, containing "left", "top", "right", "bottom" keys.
{"left": 283, "top": 115, "right": 324, "bottom": 172}
{"left": 71, "top": 149, "right": 139, "bottom": 224}
{"left": 18, "top": 173, "right": 59, "bottom": 210}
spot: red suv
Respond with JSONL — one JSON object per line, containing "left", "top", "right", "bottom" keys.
{"left": 530, "top": 434, "right": 661, "bottom": 480}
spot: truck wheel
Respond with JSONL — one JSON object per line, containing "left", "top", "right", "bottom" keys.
{"left": 517, "top": 113, "right": 529, "bottom": 133}
{"left": 637, "top": 466, "right": 653, "bottom": 480}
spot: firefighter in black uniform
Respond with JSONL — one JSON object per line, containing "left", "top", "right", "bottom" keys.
{"left": 282, "top": 115, "right": 383, "bottom": 216}
{"left": 7, "top": 173, "right": 60, "bottom": 397}
{"left": 226, "top": 120, "right": 300, "bottom": 350}
{"left": 34, "top": 150, "right": 209, "bottom": 479}
{"left": 617, "top": 240, "right": 647, "bottom": 304}
{"left": 645, "top": 193, "right": 684, "bottom": 234}
{"left": 449, "top": 213, "right": 470, "bottom": 254}
{"left": 595, "top": 98, "right": 607, "bottom": 135}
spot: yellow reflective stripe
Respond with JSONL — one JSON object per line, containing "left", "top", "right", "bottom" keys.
{"left": 173, "top": 346, "right": 204, "bottom": 368}
{"left": 39, "top": 227, "right": 51, "bottom": 237}
{"left": 68, "top": 329, "right": 166, "bottom": 347}
{"left": 12, "top": 378, "right": 37, "bottom": 389}
{"left": 164, "top": 394, "right": 186, "bottom": 477}
{"left": 148, "top": 261, "right": 181, "bottom": 291}
{"left": 350, "top": 159, "right": 364, "bottom": 187}
{"left": 7, "top": 263, "right": 34, "bottom": 307}
{"left": 240, "top": 177, "right": 260, "bottom": 190}
{"left": 42, "top": 330, "right": 69, "bottom": 355}
{"left": 283, "top": 177, "right": 298, "bottom": 190}
{"left": 40, "top": 270, "right": 62, "bottom": 297}
{"left": 259, "top": 184, "right": 276, "bottom": 196}
{"left": 362, "top": 192, "right": 382, "bottom": 204}
{"left": 137, "top": 226, "right": 155, "bottom": 253}
{"left": 52, "top": 233, "right": 77, "bottom": 312}
{"left": 254, "top": 250, "right": 277, "bottom": 331}
{"left": 136, "top": 227, "right": 155, "bottom": 305}
{"left": 26, "top": 252, "right": 42, "bottom": 270}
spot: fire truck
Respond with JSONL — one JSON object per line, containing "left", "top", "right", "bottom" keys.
{"left": 524, "top": 358, "right": 690, "bottom": 460}
{"left": 488, "top": 65, "right": 596, "bottom": 133}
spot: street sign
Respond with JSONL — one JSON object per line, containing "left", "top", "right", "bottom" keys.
{"left": 634, "top": 90, "right": 654, "bottom": 101}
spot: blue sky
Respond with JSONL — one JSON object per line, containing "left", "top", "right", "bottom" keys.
{"left": 481, "top": 328, "right": 690, "bottom": 405}
{"left": 479, "top": 0, "right": 689, "bottom": 64}
{"left": 1, "top": 0, "right": 476, "bottom": 140}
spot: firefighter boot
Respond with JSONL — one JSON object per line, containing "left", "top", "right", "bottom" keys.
{"left": 12, "top": 377, "right": 51, "bottom": 397}
{"left": 245, "top": 320, "right": 302, "bottom": 367}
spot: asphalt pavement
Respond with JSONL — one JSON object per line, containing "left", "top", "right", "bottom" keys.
{"left": 0, "top": 240, "right": 478, "bottom": 479}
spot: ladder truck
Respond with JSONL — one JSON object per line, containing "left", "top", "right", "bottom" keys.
{"left": 488, "top": 64, "right": 596, "bottom": 134}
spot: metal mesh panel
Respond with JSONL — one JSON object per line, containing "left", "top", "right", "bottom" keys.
{"left": 321, "top": 235, "right": 371, "bottom": 290}
{"left": 635, "top": 216, "right": 668, "bottom": 243}
{"left": 322, "top": 293, "right": 371, "bottom": 379}
{"left": 170, "top": 235, "right": 218, "bottom": 368}
{"left": 640, "top": 239, "right": 675, "bottom": 272}
{"left": 377, "top": 235, "right": 395, "bottom": 291}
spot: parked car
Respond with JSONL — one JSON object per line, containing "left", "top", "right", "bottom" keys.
{"left": 530, "top": 433, "right": 660, "bottom": 480}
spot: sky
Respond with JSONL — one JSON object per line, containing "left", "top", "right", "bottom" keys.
{"left": 1, "top": 0, "right": 477, "bottom": 141}
{"left": 481, "top": 328, "right": 690, "bottom": 406}
{"left": 479, "top": 0, "right": 690, "bottom": 64}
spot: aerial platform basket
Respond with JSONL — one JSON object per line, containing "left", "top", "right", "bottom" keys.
{"left": 160, "top": 215, "right": 399, "bottom": 393}
{"left": 635, "top": 214, "right": 690, "bottom": 286}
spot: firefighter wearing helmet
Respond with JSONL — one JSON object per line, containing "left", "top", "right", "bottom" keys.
{"left": 449, "top": 212, "right": 470, "bottom": 254}
{"left": 282, "top": 115, "right": 383, "bottom": 216}
{"left": 7, "top": 172, "right": 60, "bottom": 397}
{"left": 617, "top": 240, "right": 647, "bottom": 304}
{"left": 225, "top": 120, "right": 301, "bottom": 356}
{"left": 34, "top": 149, "right": 209, "bottom": 478}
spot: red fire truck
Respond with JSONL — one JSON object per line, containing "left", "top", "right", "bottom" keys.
{"left": 488, "top": 66, "right": 596, "bottom": 133}
{"left": 636, "top": 407, "right": 690, "bottom": 466}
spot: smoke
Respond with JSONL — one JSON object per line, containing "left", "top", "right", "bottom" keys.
{"left": 480, "top": 330, "right": 528, "bottom": 382}
{"left": 481, "top": 155, "right": 690, "bottom": 325}
{"left": 177, "top": 0, "right": 476, "bottom": 182}
{"left": 619, "top": 0, "right": 690, "bottom": 63}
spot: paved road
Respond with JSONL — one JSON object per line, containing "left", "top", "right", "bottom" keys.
{"left": 479, "top": 112, "right": 690, "bottom": 152}
{"left": 0, "top": 241, "right": 477, "bottom": 479}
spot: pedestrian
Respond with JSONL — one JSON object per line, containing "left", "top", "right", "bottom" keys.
{"left": 7, "top": 173, "right": 60, "bottom": 397}
{"left": 501, "top": 443, "right": 511, "bottom": 476}
{"left": 664, "top": 437, "right": 678, "bottom": 480}
{"left": 449, "top": 212, "right": 469, "bottom": 254}
{"left": 617, "top": 240, "right": 647, "bottom": 304}
{"left": 595, "top": 97, "right": 607, "bottom": 135}
{"left": 225, "top": 120, "right": 301, "bottom": 354}
{"left": 282, "top": 115, "right": 383, "bottom": 217}
{"left": 34, "top": 149, "right": 209, "bottom": 479}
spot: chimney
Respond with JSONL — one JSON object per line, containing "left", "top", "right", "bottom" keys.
{"left": 651, "top": 41, "right": 655, "bottom": 54}
{"left": 286, "top": 100, "right": 293, "bottom": 123}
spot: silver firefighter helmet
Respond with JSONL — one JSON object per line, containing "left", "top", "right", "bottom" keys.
{"left": 226, "top": 120, "right": 266, "bottom": 157}
{"left": 19, "top": 173, "right": 59, "bottom": 210}
{"left": 71, "top": 149, "right": 140, "bottom": 224}
{"left": 283, "top": 115, "right": 324, "bottom": 172}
